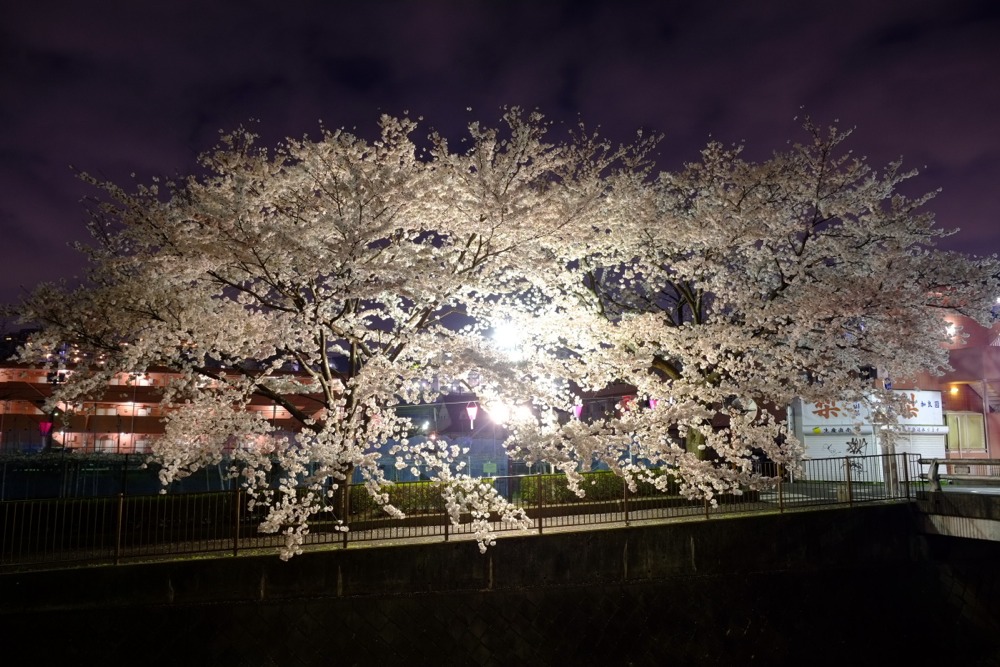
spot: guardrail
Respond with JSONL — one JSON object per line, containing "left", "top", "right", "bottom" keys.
{"left": 918, "top": 458, "right": 1000, "bottom": 492}
{"left": 1, "top": 453, "right": 919, "bottom": 571}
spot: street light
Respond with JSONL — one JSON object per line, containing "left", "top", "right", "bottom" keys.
{"left": 486, "top": 402, "right": 510, "bottom": 424}
{"left": 42, "top": 370, "right": 67, "bottom": 451}
{"left": 36, "top": 417, "right": 54, "bottom": 451}
{"left": 493, "top": 321, "right": 525, "bottom": 361}
{"left": 466, "top": 402, "right": 479, "bottom": 430}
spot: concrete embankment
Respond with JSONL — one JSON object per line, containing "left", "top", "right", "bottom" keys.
{"left": 2, "top": 503, "right": 999, "bottom": 666}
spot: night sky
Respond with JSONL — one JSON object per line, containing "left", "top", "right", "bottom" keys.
{"left": 2, "top": 0, "right": 999, "bottom": 310}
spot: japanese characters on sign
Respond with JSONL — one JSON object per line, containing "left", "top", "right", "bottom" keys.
{"left": 800, "top": 390, "right": 943, "bottom": 433}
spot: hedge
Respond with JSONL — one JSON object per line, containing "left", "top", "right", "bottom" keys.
{"left": 348, "top": 480, "right": 446, "bottom": 516}
{"left": 520, "top": 469, "right": 680, "bottom": 505}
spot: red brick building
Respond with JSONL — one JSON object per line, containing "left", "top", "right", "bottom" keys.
{"left": 909, "top": 313, "right": 1000, "bottom": 462}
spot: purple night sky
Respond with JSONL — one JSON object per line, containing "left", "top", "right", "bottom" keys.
{"left": 2, "top": 0, "right": 998, "bottom": 310}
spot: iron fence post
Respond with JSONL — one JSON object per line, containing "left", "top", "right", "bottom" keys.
{"left": 342, "top": 480, "right": 349, "bottom": 548}
{"left": 121, "top": 454, "right": 129, "bottom": 496}
{"left": 903, "top": 454, "right": 911, "bottom": 500}
{"left": 114, "top": 493, "right": 124, "bottom": 565}
{"left": 537, "top": 471, "right": 544, "bottom": 535}
{"left": 233, "top": 487, "right": 241, "bottom": 557}
{"left": 778, "top": 463, "right": 785, "bottom": 513}
{"left": 623, "top": 477, "right": 630, "bottom": 526}
{"left": 844, "top": 457, "right": 853, "bottom": 506}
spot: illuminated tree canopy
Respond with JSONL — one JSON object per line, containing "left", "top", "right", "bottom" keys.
{"left": 14, "top": 110, "right": 999, "bottom": 556}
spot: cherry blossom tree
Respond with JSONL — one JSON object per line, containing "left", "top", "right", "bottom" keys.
{"left": 491, "top": 121, "right": 999, "bottom": 502}
{"left": 13, "top": 112, "right": 998, "bottom": 556}
{"left": 15, "top": 110, "right": 651, "bottom": 556}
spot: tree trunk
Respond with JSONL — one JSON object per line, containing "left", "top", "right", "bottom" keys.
{"left": 334, "top": 463, "right": 355, "bottom": 520}
{"left": 686, "top": 427, "right": 707, "bottom": 460}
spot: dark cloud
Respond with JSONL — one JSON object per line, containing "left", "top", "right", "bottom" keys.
{"left": 2, "top": 0, "right": 998, "bottom": 307}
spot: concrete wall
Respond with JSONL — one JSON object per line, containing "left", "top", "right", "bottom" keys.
{"left": 2, "top": 504, "right": 999, "bottom": 666}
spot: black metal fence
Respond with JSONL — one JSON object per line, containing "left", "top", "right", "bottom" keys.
{"left": 1, "top": 454, "right": 921, "bottom": 571}
{"left": 0, "top": 454, "right": 232, "bottom": 501}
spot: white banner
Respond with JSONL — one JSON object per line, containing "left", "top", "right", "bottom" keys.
{"left": 800, "top": 390, "right": 944, "bottom": 429}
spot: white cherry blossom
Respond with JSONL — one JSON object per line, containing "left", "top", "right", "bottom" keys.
{"left": 14, "top": 113, "right": 998, "bottom": 557}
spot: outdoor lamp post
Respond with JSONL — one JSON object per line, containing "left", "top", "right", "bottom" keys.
{"left": 39, "top": 419, "right": 53, "bottom": 450}
{"left": 466, "top": 402, "right": 478, "bottom": 430}
{"left": 42, "top": 369, "right": 67, "bottom": 451}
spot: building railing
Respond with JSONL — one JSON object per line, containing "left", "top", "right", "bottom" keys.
{"left": 919, "top": 458, "right": 1000, "bottom": 491}
{"left": 1, "top": 453, "right": 920, "bottom": 572}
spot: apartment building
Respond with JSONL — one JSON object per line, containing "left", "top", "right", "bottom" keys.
{"left": 0, "top": 364, "right": 309, "bottom": 454}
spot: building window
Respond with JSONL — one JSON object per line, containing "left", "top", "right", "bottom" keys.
{"left": 96, "top": 437, "right": 117, "bottom": 453}
{"left": 945, "top": 412, "right": 986, "bottom": 452}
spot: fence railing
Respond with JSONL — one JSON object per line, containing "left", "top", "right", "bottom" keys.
{"left": 919, "top": 457, "right": 1000, "bottom": 491}
{"left": 1, "top": 453, "right": 920, "bottom": 571}
{"left": 0, "top": 454, "right": 232, "bottom": 501}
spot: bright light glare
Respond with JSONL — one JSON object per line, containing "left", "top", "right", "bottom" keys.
{"left": 493, "top": 321, "right": 524, "bottom": 361}
{"left": 514, "top": 405, "right": 534, "bottom": 420}
{"left": 485, "top": 403, "right": 534, "bottom": 424}
{"left": 487, "top": 403, "right": 510, "bottom": 424}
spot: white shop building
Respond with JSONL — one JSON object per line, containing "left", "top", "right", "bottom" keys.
{"left": 790, "top": 390, "right": 947, "bottom": 482}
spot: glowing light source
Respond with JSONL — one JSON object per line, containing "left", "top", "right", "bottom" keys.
{"left": 488, "top": 403, "right": 510, "bottom": 424}
{"left": 493, "top": 321, "right": 524, "bottom": 361}
{"left": 514, "top": 405, "right": 534, "bottom": 420}
{"left": 466, "top": 402, "right": 479, "bottom": 429}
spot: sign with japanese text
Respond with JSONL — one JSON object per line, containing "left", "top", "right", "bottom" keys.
{"left": 800, "top": 390, "right": 943, "bottom": 430}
